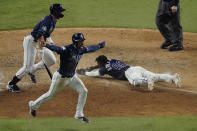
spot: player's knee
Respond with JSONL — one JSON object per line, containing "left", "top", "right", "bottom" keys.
{"left": 132, "top": 79, "right": 143, "bottom": 86}
{"left": 50, "top": 57, "right": 56, "bottom": 65}
{"left": 79, "top": 87, "right": 88, "bottom": 94}
{"left": 45, "top": 57, "right": 56, "bottom": 67}
{"left": 24, "top": 66, "right": 32, "bottom": 73}
{"left": 132, "top": 81, "right": 138, "bottom": 86}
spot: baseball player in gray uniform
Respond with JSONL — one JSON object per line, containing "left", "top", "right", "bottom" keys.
{"left": 7, "top": 4, "right": 65, "bottom": 92}
{"left": 29, "top": 33, "right": 106, "bottom": 123}
{"left": 156, "top": 0, "right": 183, "bottom": 51}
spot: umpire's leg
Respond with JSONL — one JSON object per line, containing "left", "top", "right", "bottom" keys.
{"left": 171, "top": 11, "right": 183, "bottom": 46}
{"left": 156, "top": 14, "right": 172, "bottom": 42}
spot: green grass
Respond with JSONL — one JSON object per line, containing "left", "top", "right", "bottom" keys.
{"left": 0, "top": 117, "right": 197, "bottom": 131}
{"left": 0, "top": 0, "right": 197, "bottom": 32}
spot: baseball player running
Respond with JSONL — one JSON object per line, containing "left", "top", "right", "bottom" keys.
{"left": 81, "top": 55, "right": 181, "bottom": 91}
{"left": 7, "top": 4, "right": 65, "bottom": 92}
{"left": 29, "top": 33, "right": 106, "bottom": 123}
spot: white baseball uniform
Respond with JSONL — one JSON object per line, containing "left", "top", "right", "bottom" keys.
{"left": 16, "top": 35, "right": 56, "bottom": 79}
{"left": 30, "top": 71, "right": 87, "bottom": 118}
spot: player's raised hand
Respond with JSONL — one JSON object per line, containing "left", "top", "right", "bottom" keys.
{"left": 38, "top": 36, "right": 46, "bottom": 48}
{"left": 98, "top": 41, "right": 105, "bottom": 48}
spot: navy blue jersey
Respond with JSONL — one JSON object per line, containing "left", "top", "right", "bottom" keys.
{"left": 99, "top": 59, "right": 130, "bottom": 80}
{"left": 31, "top": 14, "right": 56, "bottom": 42}
{"left": 46, "top": 43, "right": 102, "bottom": 77}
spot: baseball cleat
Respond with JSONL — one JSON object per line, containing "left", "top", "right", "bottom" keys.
{"left": 168, "top": 44, "right": 184, "bottom": 52}
{"left": 75, "top": 116, "right": 89, "bottom": 123}
{"left": 148, "top": 77, "right": 155, "bottom": 91}
{"left": 29, "top": 101, "right": 36, "bottom": 117}
{"left": 6, "top": 84, "right": 20, "bottom": 93}
{"left": 173, "top": 73, "right": 181, "bottom": 88}
{"left": 160, "top": 41, "right": 172, "bottom": 49}
{"left": 28, "top": 73, "right": 36, "bottom": 83}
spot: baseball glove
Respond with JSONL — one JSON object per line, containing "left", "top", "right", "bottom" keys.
{"left": 76, "top": 65, "right": 99, "bottom": 75}
{"left": 76, "top": 69, "right": 86, "bottom": 75}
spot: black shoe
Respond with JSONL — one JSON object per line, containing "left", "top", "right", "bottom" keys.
{"left": 29, "top": 101, "right": 36, "bottom": 117}
{"left": 168, "top": 44, "right": 184, "bottom": 52}
{"left": 75, "top": 117, "right": 89, "bottom": 123}
{"left": 160, "top": 41, "right": 172, "bottom": 49}
{"left": 28, "top": 73, "right": 36, "bottom": 83}
{"left": 6, "top": 84, "right": 20, "bottom": 93}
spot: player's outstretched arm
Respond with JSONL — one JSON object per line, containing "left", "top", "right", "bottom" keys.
{"left": 83, "top": 41, "right": 105, "bottom": 53}
{"left": 85, "top": 70, "right": 101, "bottom": 77}
{"left": 45, "top": 43, "right": 66, "bottom": 54}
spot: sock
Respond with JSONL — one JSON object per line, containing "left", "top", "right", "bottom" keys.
{"left": 9, "top": 76, "right": 20, "bottom": 85}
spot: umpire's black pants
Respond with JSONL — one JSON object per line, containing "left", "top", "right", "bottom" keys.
{"left": 156, "top": 12, "right": 183, "bottom": 46}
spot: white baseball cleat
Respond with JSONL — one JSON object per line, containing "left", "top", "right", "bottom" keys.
{"left": 29, "top": 101, "right": 36, "bottom": 117}
{"left": 173, "top": 73, "right": 181, "bottom": 88}
{"left": 148, "top": 77, "right": 155, "bottom": 91}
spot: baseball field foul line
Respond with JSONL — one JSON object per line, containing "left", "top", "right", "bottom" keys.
{"left": 1, "top": 82, "right": 197, "bottom": 95}
{"left": 155, "top": 83, "right": 197, "bottom": 95}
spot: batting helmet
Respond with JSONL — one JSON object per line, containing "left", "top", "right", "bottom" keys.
{"left": 72, "top": 33, "right": 86, "bottom": 45}
{"left": 50, "top": 4, "right": 65, "bottom": 19}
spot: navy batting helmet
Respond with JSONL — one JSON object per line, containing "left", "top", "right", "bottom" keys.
{"left": 72, "top": 33, "right": 86, "bottom": 45}
{"left": 50, "top": 4, "right": 65, "bottom": 19}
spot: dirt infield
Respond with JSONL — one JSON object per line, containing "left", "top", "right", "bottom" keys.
{"left": 0, "top": 28, "right": 197, "bottom": 118}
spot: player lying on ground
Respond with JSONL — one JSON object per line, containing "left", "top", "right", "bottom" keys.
{"left": 29, "top": 33, "right": 106, "bottom": 123}
{"left": 7, "top": 4, "right": 65, "bottom": 93}
{"left": 77, "top": 55, "right": 181, "bottom": 91}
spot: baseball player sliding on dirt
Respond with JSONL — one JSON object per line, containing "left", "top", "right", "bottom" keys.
{"left": 78, "top": 55, "right": 181, "bottom": 91}
{"left": 29, "top": 33, "right": 106, "bottom": 123}
{"left": 6, "top": 4, "right": 65, "bottom": 92}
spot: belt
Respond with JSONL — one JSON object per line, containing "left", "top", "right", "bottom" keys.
{"left": 58, "top": 71, "right": 72, "bottom": 78}
{"left": 61, "top": 75, "right": 67, "bottom": 78}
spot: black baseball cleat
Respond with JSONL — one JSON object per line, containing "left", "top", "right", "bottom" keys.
{"left": 29, "top": 101, "right": 36, "bottom": 117}
{"left": 160, "top": 41, "right": 172, "bottom": 49}
{"left": 28, "top": 73, "right": 36, "bottom": 83}
{"left": 75, "top": 117, "right": 89, "bottom": 123}
{"left": 168, "top": 44, "right": 184, "bottom": 52}
{"left": 6, "top": 84, "right": 20, "bottom": 93}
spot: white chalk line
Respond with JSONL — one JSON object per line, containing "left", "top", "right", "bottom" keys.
{"left": 1, "top": 80, "right": 197, "bottom": 95}
{"left": 155, "top": 83, "right": 197, "bottom": 95}
{"left": 0, "top": 82, "right": 5, "bottom": 85}
{"left": 0, "top": 82, "right": 34, "bottom": 92}
{"left": 0, "top": 82, "right": 6, "bottom": 91}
